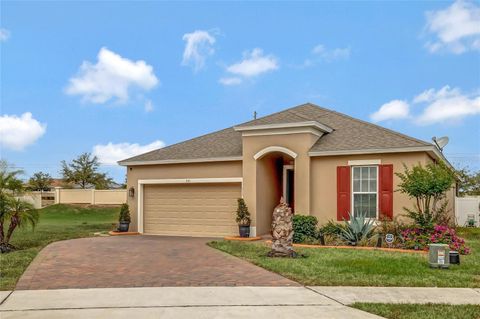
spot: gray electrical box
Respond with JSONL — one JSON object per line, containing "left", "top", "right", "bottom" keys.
{"left": 428, "top": 244, "right": 450, "bottom": 269}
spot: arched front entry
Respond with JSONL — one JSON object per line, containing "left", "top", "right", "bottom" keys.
{"left": 254, "top": 146, "right": 296, "bottom": 235}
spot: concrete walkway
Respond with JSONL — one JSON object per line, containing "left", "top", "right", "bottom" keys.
{"left": 0, "top": 287, "right": 379, "bottom": 319}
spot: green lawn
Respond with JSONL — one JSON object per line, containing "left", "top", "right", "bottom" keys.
{"left": 352, "top": 303, "right": 480, "bottom": 319}
{"left": 0, "top": 204, "right": 118, "bottom": 290}
{"left": 208, "top": 228, "right": 480, "bottom": 287}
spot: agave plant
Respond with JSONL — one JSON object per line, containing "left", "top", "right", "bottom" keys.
{"left": 339, "top": 212, "right": 376, "bottom": 246}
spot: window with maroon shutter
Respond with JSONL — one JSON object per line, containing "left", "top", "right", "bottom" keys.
{"left": 352, "top": 166, "right": 378, "bottom": 218}
{"left": 378, "top": 164, "right": 394, "bottom": 220}
{"left": 337, "top": 166, "right": 350, "bottom": 221}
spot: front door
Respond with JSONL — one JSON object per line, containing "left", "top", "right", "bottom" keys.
{"left": 283, "top": 165, "right": 294, "bottom": 211}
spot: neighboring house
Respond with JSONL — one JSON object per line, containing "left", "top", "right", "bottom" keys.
{"left": 119, "top": 103, "right": 455, "bottom": 237}
{"left": 50, "top": 178, "right": 68, "bottom": 189}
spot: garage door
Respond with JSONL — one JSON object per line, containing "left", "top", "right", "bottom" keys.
{"left": 143, "top": 183, "right": 242, "bottom": 237}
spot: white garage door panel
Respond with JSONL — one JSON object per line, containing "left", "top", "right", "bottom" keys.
{"left": 143, "top": 183, "right": 241, "bottom": 237}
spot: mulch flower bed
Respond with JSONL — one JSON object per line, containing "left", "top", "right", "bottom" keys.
{"left": 108, "top": 231, "right": 140, "bottom": 236}
{"left": 265, "top": 240, "right": 427, "bottom": 254}
{"left": 224, "top": 236, "right": 262, "bottom": 241}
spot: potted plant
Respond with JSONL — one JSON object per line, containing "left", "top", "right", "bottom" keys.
{"left": 118, "top": 203, "right": 131, "bottom": 232}
{"left": 236, "top": 198, "right": 251, "bottom": 238}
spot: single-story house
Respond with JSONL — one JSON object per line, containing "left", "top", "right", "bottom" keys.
{"left": 119, "top": 103, "right": 455, "bottom": 237}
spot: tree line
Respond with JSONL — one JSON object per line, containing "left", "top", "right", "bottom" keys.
{"left": 28, "top": 152, "right": 120, "bottom": 191}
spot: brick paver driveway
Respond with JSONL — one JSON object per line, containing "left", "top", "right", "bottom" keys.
{"left": 16, "top": 236, "right": 297, "bottom": 290}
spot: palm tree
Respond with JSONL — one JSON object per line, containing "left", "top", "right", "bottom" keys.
{"left": 0, "top": 160, "right": 38, "bottom": 253}
{"left": 0, "top": 161, "right": 24, "bottom": 245}
{"left": 3, "top": 198, "right": 39, "bottom": 246}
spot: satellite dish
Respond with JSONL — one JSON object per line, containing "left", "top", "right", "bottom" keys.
{"left": 432, "top": 136, "right": 449, "bottom": 152}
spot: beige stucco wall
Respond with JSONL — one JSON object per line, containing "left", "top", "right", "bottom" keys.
{"left": 126, "top": 161, "right": 243, "bottom": 231}
{"left": 310, "top": 152, "right": 433, "bottom": 224}
{"left": 93, "top": 190, "right": 127, "bottom": 205}
{"left": 54, "top": 189, "right": 126, "bottom": 205}
{"left": 241, "top": 132, "right": 320, "bottom": 235}
{"left": 57, "top": 189, "right": 92, "bottom": 204}
{"left": 125, "top": 145, "right": 456, "bottom": 235}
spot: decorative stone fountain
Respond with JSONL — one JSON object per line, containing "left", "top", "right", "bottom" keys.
{"left": 267, "top": 197, "right": 297, "bottom": 257}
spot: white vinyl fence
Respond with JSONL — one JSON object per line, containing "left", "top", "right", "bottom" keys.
{"left": 455, "top": 197, "right": 480, "bottom": 227}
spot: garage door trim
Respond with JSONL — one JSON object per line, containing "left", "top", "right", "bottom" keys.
{"left": 137, "top": 177, "right": 243, "bottom": 233}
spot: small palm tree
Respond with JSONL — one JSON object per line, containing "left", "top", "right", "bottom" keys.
{"left": 3, "top": 198, "right": 39, "bottom": 249}
{"left": 0, "top": 160, "right": 26, "bottom": 247}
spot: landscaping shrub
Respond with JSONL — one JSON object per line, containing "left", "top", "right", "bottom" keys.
{"left": 319, "top": 220, "right": 345, "bottom": 235}
{"left": 396, "top": 162, "right": 455, "bottom": 229}
{"left": 292, "top": 215, "right": 318, "bottom": 243}
{"left": 236, "top": 198, "right": 251, "bottom": 226}
{"left": 376, "top": 217, "right": 409, "bottom": 248}
{"left": 338, "top": 212, "right": 376, "bottom": 246}
{"left": 118, "top": 203, "right": 131, "bottom": 223}
{"left": 402, "top": 225, "right": 470, "bottom": 254}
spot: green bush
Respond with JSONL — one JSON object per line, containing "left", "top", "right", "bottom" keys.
{"left": 319, "top": 220, "right": 345, "bottom": 236}
{"left": 118, "top": 203, "right": 131, "bottom": 223}
{"left": 293, "top": 215, "right": 318, "bottom": 243}
{"left": 236, "top": 198, "right": 251, "bottom": 226}
{"left": 396, "top": 162, "right": 455, "bottom": 228}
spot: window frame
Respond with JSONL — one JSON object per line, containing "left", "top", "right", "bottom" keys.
{"left": 350, "top": 165, "right": 379, "bottom": 219}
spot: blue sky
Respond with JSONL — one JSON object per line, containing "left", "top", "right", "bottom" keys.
{"left": 1, "top": 1, "right": 479, "bottom": 182}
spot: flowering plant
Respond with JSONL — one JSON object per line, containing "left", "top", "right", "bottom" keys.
{"left": 401, "top": 225, "right": 470, "bottom": 255}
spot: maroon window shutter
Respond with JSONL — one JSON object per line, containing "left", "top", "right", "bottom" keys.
{"left": 379, "top": 164, "right": 394, "bottom": 220}
{"left": 337, "top": 166, "right": 351, "bottom": 221}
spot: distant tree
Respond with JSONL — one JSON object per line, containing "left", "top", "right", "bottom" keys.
{"left": 456, "top": 167, "right": 480, "bottom": 197}
{"left": 120, "top": 175, "right": 127, "bottom": 189}
{"left": 28, "top": 172, "right": 53, "bottom": 191}
{"left": 61, "top": 153, "right": 113, "bottom": 189}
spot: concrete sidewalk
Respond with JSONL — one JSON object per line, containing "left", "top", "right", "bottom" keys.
{"left": 0, "top": 287, "right": 379, "bottom": 319}
{"left": 1, "top": 286, "right": 479, "bottom": 318}
{"left": 310, "top": 286, "right": 480, "bottom": 305}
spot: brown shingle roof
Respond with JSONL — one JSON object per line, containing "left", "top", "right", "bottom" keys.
{"left": 119, "top": 103, "right": 431, "bottom": 164}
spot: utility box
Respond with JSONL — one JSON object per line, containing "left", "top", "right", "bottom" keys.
{"left": 428, "top": 244, "right": 450, "bottom": 269}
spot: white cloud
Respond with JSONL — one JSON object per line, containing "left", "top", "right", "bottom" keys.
{"left": 93, "top": 140, "right": 165, "bottom": 165}
{"left": 65, "top": 47, "right": 159, "bottom": 104}
{"left": 374, "top": 86, "right": 480, "bottom": 125}
{"left": 370, "top": 100, "right": 410, "bottom": 122}
{"left": 424, "top": 0, "right": 480, "bottom": 54}
{"left": 312, "top": 44, "right": 351, "bottom": 61}
{"left": 144, "top": 99, "right": 154, "bottom": 113}
{"left": 182, "top": 30, "right": 216, "bottom": 72}
{"left": 0, "top": 112, "right": 46, "bottom": 151}
{"left": 226, "top": 48, "right": 278, "bottom": 77}
{"left": 0, "top": 28, "right": 10, "bottom": 42}
{"left": 219, "top": 77, "right": 243, "bottom": 86}
{"left": 414, "top": 86, "right": 480, "bottom": 124}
